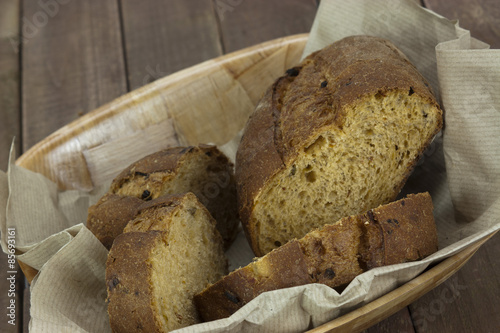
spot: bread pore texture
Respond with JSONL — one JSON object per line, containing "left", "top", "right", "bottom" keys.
{"left": 236, "top": 35, "right": 443, "bottom": 256}
{"left": 106, "top": 193, "right": 227, "bottom": 332}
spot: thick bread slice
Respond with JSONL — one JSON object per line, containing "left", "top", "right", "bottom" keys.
{"left": 86, "top": 193, "right": 143, "bottom": 250}
{"left": 106, "top": 193, "right": 228, "bottom": 332}
{"left": 194, "top": 192, "right": 437, "bottom": 322}
{"left": 88, "top": 144, "right": 238, "bottom": 249}
{"left": 236, "top": 36, "right": 443, "bottom": 256}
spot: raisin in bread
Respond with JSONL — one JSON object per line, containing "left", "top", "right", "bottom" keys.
{"left": 236, "top": 36, "right": 443, "bottom": 256}
{"left": 194, "top": 192, "right": 438, "bottom": 321}
{"left": 106, "top": 192, "right": 227, "bottom": 332}
{"left": 88, "top": 144, "right": 238, "bottom": 249}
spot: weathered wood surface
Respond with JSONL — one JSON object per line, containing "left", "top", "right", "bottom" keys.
{"left": 0, "top": 1, "right": 21, "bottom": 332}
{"left": 0, "top": 0, "right": 497, "bottom": 332}
{"left": 120, "top": 0, "right": 223, "bottom": 90}
{"left": 425, "top": 0, "right": 500, "bottom": 49}
{"left": 21, "top": 0, "right": 127, "bottom": 151}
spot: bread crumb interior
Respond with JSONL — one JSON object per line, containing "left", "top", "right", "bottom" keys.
{"left": 253, "top": 90, "right": 439, "bottom": 254}
{"left": 148, "top": 203, "right": 226, "bottom": 331}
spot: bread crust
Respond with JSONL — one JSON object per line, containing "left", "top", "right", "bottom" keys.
{"left": 110, "top": 145, "right": 223, "bottom": 193}
{"left": 194, "top": 241, "right": 309, "bottom": 320}
{"left": 86, "top": 194, "right": 144, "bottom": 250}
{"left": 124, "top": 192, "right": 220, "bottom": 238}
{"left": 88, "top": 144, "right": 239, "bottom": 249}
{"left": 106, "top": 193, "right": 228, "bottom": 332}
{"left": 106, "top": 231, "right": 164, "bottom": 333}
{"left": 368, "top": 193, "right": 438, "bottom": 266}
{"left": 236, "top": 36, "right": 442, "bottom": 256}
{"left": 194, "top": 192, "right": 438, "bottom": 322}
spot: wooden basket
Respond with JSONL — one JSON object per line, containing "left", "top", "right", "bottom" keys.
{"left": 16, "top": 34, "right": 493, "bottom": 332}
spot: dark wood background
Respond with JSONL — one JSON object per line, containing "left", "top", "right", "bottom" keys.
{"left": 0, "top": 0, "right": 498, "bottom": 332}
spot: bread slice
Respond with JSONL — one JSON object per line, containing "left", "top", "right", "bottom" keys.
{"left": 236, "top": 36, "right": 443, "bottom": 256}
{"left": 86, "top": 193, "right": 143, "bottom": 250}
{"left": 194, "top": 192, "right": 438, "bottom": 322}
{"left": 106, "top": 193, "right": 227, "bottom": 332}
{"left": 88, "top": 144, "right": 238, "bottom": 249}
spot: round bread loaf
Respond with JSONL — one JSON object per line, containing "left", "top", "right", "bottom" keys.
{"left": 236, "top": 36, "right": 443, "bottom": 256}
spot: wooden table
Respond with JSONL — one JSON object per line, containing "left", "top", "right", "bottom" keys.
{"left": 0, "top": 1, "right": 498, "bottom": 332}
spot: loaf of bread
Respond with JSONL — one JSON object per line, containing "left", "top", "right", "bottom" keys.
{"left": 194, "top": 192, "right": 438, "bottom": 321}
{"left": 88, "top": 144, "right": 239, "bottom": 249}
{"left": 106, "top": 192, "right": 227, "bottom": 332}
{"left": 236, "top": 36, "right": 443, "bottom": 256}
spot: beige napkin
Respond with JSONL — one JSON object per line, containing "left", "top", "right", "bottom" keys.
{"left": 1, "top": 0, "right": 499, "bottom": 332}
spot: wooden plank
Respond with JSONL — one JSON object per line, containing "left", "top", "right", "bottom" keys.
{"left": 363, "top": 308, "right": 415, "bottom": 333}
{"left": 0, "top": 254, "right": 22, "bottom": 333}
{"left": 409, "top": 232, "right": 500, "bottom": 332}
{"left": 0, "top": 2, "right": 22, "bottom": 332}
{"left": 216, "top": 0, "right": 318, "bottom": 52}
{"left": 0, "top": 0, "right": 20, "bottom": 172}
{"left": 424, "top": 0, "right": 500, "bottom": 48}
{"left": 21, "top": 0, "right": 127, "bottom": 151}
{"left": 23, "top": 286, "right": 30, "bottom": 333}
{"left": 19, "top": 1, "right": 127, "bottom": 327}
{"left": 120, "top": 0, "right": 222, "bottom": 90}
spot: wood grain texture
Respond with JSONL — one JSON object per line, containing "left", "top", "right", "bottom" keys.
{"left": 216, "top": 0, "right": 318, "bottom": 52}
{"left": 424, "top": 0, "right": 500, "bottom": 48}
{"left": 120, "top": 0, "right": 222, "bottom": 90}
{"left": 22, "top": 286, "right": 30, "bottom": 333}
{"left": 21, "top": 0, "right": 127, "bottom": 151}
{"left": 409, "top": 231, "right": 500, "bottom": 333}
{"left": 363, "top": 308, "right": 415, "bottom": 333}
{"left": 0, "top": 0, "right": 20, "bottom": 172}
{"left": 0, "top": 2, "right": 22, "bottom": 332}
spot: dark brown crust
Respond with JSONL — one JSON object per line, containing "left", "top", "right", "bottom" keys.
{"left": 124, "top": 193, "right": 221, "bottom": 241}
{"left": 110, "top": 144, "right": 229, "bottom": 194}
{"left": 134, "top": 192, "right": 188, "bottom": 216}
{"left": 89, "top": 144, "right": 238, "bottom": 248}
{"left": 235, "top": 36, "right": 443, "bottom": 256}
{"left": 194, "top": 192, "right": 438, "bottom": 322}
{"left": 194, "top": 241, "right": 310, "bottom": 320}
{"left": 369, "top": 193, "right": 438, "bottom": 267}
{"left": 86, "top": 194, "right": 144, "bottom": 250}
{"left": 301, "top": 217, "right": 364, "bottom": 287}
{"left": 106, "top": 231, "right": 165, "bottom": 333}
{"left": 106, "top": 192, "right": 227, "bottom": 332}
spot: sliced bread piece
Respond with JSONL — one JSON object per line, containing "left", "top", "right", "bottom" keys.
{"left": 236, "top": 36, "right": 443, "bottom": 256}
{"left": 194, "top": 192, "right": 438, "bottom": 322}
{"left": 88, "top": 144, "right": 238, "bottom": 249}
{"left": 106, "top": 193, "right": 227, "bottom": 332}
